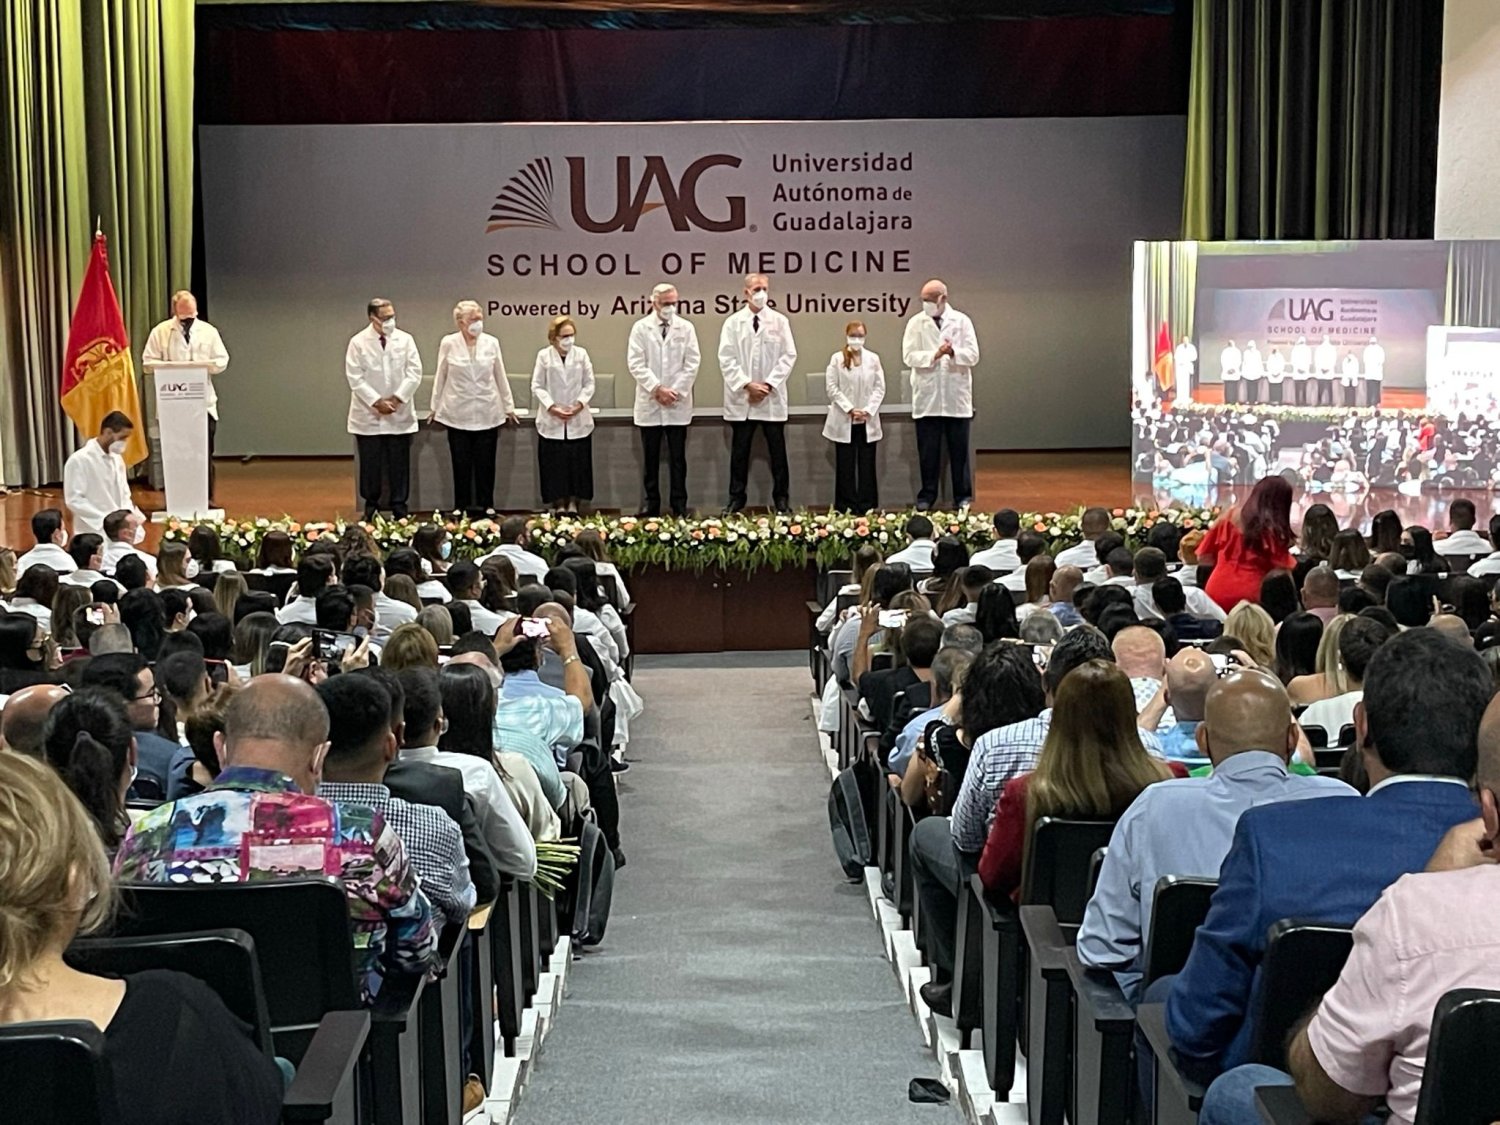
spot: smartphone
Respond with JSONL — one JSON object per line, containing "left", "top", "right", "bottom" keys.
{"left": 520, "top": 617, "right": 550, "bottom": 639}
{"left": 206, "top": 659, "right": 230, "bottom": 687}
{"left": 313, "top": 628, "right": 358, "bottom": 663}
{"left": 877, "top": 609, "right": 910, "bottom": 629}
{"left": 1031, "top": 645, "right": 1052, "bottom": 672}
{"left": 1209, "top": 653, "right": 1233, "bottom": 676}
{"left": 85, "top": 605, "right": 106, "bottom": 626}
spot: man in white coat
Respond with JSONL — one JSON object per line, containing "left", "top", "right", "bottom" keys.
{"left": 346, "top": 298, "right": 422, "bottom": 521}
{"left": 1219, "top": 339, "right": 1242, "bottom": 404}
{"left": 903, "top": 278, "right": 979, "bottom": 511}
{"left": 62, "top": 411, "right": 144, "bottom": 537}
{"left": 1362, "top": 335, "right": 1385, "bottom": 407}
{"left": 1174, "top": 335, "right": 1198, "bottom": 396}
{"left": 1315, "top": 335, "right": 1338, "bottom": 406}
{"left": 1240, "top": 340, "right": 1264, "bottom": 403}
{"left": 719, "top": 273, "right": 796, "bottom": 514}
{"left": 1290, "top": 335, "right": 1313, "bottom": 406}
{"left": 140, "top": 289, "right": 229, "bottom": 502}
{"left": 628, "top": 283, "right": 700, "bottom": 517}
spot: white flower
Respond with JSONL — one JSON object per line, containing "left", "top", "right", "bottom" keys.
{"left": 726, "top": 531, "right": 739, "bottom": 543}
{"left": 878, "top": 531, "right": 888, "bottom": 542}
{"left": 658, "top": 532, "right": 670, "bottom": 541}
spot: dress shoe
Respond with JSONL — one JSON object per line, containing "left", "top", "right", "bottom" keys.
{"left": 722, "top": 502, "right": 744, "bottom": 516}
{"left": 391, "top": 506, "right": 409, "bottom": 520}
{"left": 610, "top": 757, "right": 631, "bottom": 774}
{"left": 774, "top": 501, "right": 792, "bottom": 515}
{"left": 635, "top": 509, "right": 660, "bottom": 519}
{"left": 362, "top": 506, "right": 378, "bottom": 523}
{"left": 611, "top": 847, "right": 627, "bottom": 870}
{"left": 915, "top": 501, "right": 931, "bottom": 513}
{"left": 919, "top": 979, "right": 953, "bottom": 1016}
{"left": 462, "top": 1075, "right": 485, "bottom": 1114}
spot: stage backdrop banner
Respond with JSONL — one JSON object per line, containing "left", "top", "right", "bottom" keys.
{"left": 199, "top": 118, "right": 1184, "bottom": 456}
{"left": 1194, "top": 287, "right": 1443, "bottom": 388}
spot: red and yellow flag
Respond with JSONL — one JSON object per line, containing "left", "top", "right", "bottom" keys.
{"left": 1152, "top": 320, "right": 1176, "bottom": 401}
{"left": 61, "top": 233, "right": 149, "bottom": 467}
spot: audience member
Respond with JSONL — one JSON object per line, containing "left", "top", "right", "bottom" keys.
{"left": 1469, "top": 515, "right": 1500, "bottom": 578}
{"left": 382, "top": 621, "right": 440, "bottom": 671}
{"left": 1385, "top": 576, "right": 1432, "bottom": 628}
{"left": 15, "top": 508, "right": 76, "bottom": 577}
{"left": 155, "top": 541, "right": 196, "bottom": 590}
{"left": 1018, "top": 612, "right": 1063, "bottom": 645}
{"left": 80, "top": 653, "right": 180, "bottom": 797}
{"left": 1273, "top": 610, "right": 1323, "bottom": 686}
{"left": 1223, "top": 601, "right": 1275, "bottom": 668}
{"left": 1197, "top": 476, "right": 1295, "bottom": 612}
{"left": 416, "top": 605, "right": 455, "bottom": 647}
{"left": 1328, "top": 529, "right": 1372, "bottom": 579}
{"left": 1300, "top": 615, "right": 1394, "bottom": 737}
{"left": 999, "top": 531, "right": 1049, "bottom": 593}
{"left": 1258, "top": 572, "right": 1300, "bottom": 624}
{"left": 1287, "top": 614, "right": 1350, "bottom": 705}
{"left": 1140, "top": 647, "right": 1216, "bottom": 759}
{"left": 1112, "top": 624, "right": 1168, "bottom": 713}
{"left": 113, "top": 555, "right": 150, "bottom": 592}
{"left": 1131, "top": 547, "right": 1225, "bottom": 622}
{"left": 276, "top": 554, "right": 335, "bottom": 624}
{"left": 1301, "top": 565, "right": 1340, "bottom": 624}
{"left": 0, "top": 682, "right": 68, "bottom": 756}
{"left": 859, "top": 614, "right": 942, "bottom": 732}
{"left": 885, "top": 515, "right": 936, "bottom": 570}
{"left": 38, "top": 687, "right": 136, "bottom": 852}
{"left": 478, "top": 516, "right": 549, "bottom": 586}
{"left": 973, "top": 583, "right": 1019, "bottom": 643}
{"left": 1151, "top": 576, "right": 1222, "bottom": 642}
{"left": 1429, "top": 613, "right": 1472, "bottom": 647}
{"left": 1433, "top": 498, "right": 1489, "bottom": 556}
{"left": 100, "top": 509, "right": 156, "bottom": 579}
{"left": 0, "top": 612, "right": 58, "bottom": 694}
{"left": 887, "top": 646, "right": 977, "bottom": 776}
{"left": 187, "top": 524, "right": 239, "bottom": 576}
{"left": 1446, "top": 574, "right": 1490, "bottom": 632}
{"left": 1296, "top": 503, "right": 1338, "bottom": 564}
{"left": 1054, "top": 506, "right": 1111, "bottom": 570}
{"left": 937, "top": 564, "right": 993, "bottom": 627}
{"left": 497, "top": 617, "right": 590, "bottom": 767}
{"left": 447, "top": 560, "right": 509, "bottom": 636}
{"left": 1047, "top": 565, "right": 1085, "bottom": 627}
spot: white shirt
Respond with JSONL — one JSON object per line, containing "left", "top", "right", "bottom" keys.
{"left": 970, "top": 539, "right": 1021, "bottom": 573}
{"left": 7, "top": 599, "right": 50, "bottom": 631}
{"left": 1341, "top": 353, "right": 1361, "bottom": 384}
{"left": 1291, "top": 341, "right": 1313, "bottom": 376}
{"left": 627, "top": 313, "right": 700, "bottom": 426}
{"left": 886, "top": 538, "right": 936, "bottom": 571}
{"left": 903, "top": 305, "right": 978, "bottom": 420}
{"left": 1363, "top": 342, "right": 1385, "bottom": 380}
{"left": 416, "top": 579, "right": 451, "bottom": 603}
{"left": 1469, "top": 552, "right": 1500, "bottom": 578}
{"left": 1174, "top": 341, "right": 1197, "bottom": 378}
{"left": 62, "top": 441, "right": 141, "bottom": 537}
{"left": 140, "top": 317, "right": 230, "bottom": 419}
{"left": 1435, "top": 530, "right": 1490, "bottom": 557}
{"left": 1266, "top": 352, "right": 1286, "bottom": 382}
{"left": 16, "top": 543, "right": 77, "bottom": 577}
{"left": 275, "top": 596, "right": 318, "bottom": 625}
{"left": 1131, "top": 582, "right": 1228, "bottom": 622}
{"left": 346, "top": 325, "right": 422, "bottom": 436}
{"left": 1241, "top": 345, "right": 1264, "bottom": 380}
{"left": 372, "top": 591, "right": 418, "bottom": 638}
{"left": 1301, "top": 689, "right": 1362, "bottom": 738}
{"left": 478, "top": 544, "right": 549, "bottom": 586}
{"left": 1315, "top": 339, "right": 1338, "bottom": 374}
{"left": 397, "top": 745, "right": 537, "bottom": 879}
{"left": 102, "top": 539, "right": 157, "bottom": 579}
{"left": 457, "top": 599, "right": 514, "bottom": 637}
{"left": 1219, "top": 344, "right": 1241, "bottom": 379}
{"left": 719, "top": 305, "right": 796, "bottom": 422}
{"left": 823, "top": 349, "right": 886, "bottom": 442}
{"left": 531, "top": 345, "right": 595, "bottom": 440}
{"left": 1054, "top": 540, "right": 1103, "bottom": 571}
{"left": 430, "top": 332, "right": 513, "bottom": 431}
{"left": 1000, "top": 569, "right": 1030, "bottom": 593}
{"left": 61, "top": 568, "right": 115, "bottom": 591}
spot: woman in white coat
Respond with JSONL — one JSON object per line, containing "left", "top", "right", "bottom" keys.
{"left": 428, "top": 300, "right": 517, "bottom": 517}
{"left": 531, "top": 315, "right": 595, "bottom": 512}
{"left": 823, "top": 320, "right": 886, "bottom": 513}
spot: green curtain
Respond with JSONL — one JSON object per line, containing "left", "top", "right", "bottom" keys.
{"left": 1182, "top": 0, "right": 1442, "bottom": 242}
{"left": 1445, "top": 242, "right": 1500, "bottom": 330}
{"left": 0, "top": 0, "right": 193, "bottom": 487}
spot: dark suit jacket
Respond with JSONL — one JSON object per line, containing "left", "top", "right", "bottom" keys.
{"left": 858, "top": 666, "right": 921, "bottom": 734}
{"left": 1165, "top": 779, "right": 1478, "bottom": 1074}
{"left": 384, "top": 756, "right": 500, "bottom": 906}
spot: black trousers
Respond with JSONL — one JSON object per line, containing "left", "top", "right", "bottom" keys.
{"left": 640, "top": 425, "right": 688, "bottom": 515}
{"left": 445, "top": 426, "right": 500, "bottom": 515}
{"left": 727, "top": 419, "right": 789, "bottom": 508}
{"left": 833, "top": 424, "right": 878, "bottom": 512}
{"left": 914, "top": 416, "right": 972, "bottom": 508}
{"left": 207, "top": 415, "right": 217, "bottom": 502}
{"left": 355, "top": 433, "right": 412, "bottom": 513}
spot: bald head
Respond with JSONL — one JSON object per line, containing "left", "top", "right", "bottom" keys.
{"left": 1164, "top": 647, "right": 1215, "bottom": 723}
{"left": 0, "top": 684, "right": 70, "bottom": 757}
{"left": 221, "top": 674, "right": 331, "bottom": 790}
{"left": 1429, "top": 615, "right": 1473, "bottom": 647}
{"left": 1303, "top": 566, "right": 1340, "bottom": 609}
{"left": 1050, "top": 565, "right": 1084, "bottom": 602}
{"left": 1199, "top": 669, "right": 1297, "bottom": 765}
{"left": 1112, "top": 626, "right": 1166, "bottom": 681}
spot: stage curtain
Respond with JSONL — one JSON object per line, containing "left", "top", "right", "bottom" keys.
{"left": 1181, "top": 0, "right": 1441, "bottom": 241}
{"left": 0, "top": 0, "right": 193, "bottom": 487}
{"left": 1445, "top": 242, "right": 1500, "bottom": 330}
{"left": 1142, "top": 240, "right": 1198, "bottom": 346}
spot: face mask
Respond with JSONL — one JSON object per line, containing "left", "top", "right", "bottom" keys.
{"left": 439, "top": 541, "right": 453, "bottom": 560}
{"left": 131, "top": 524, "right": 145, "bottom": 546}
{"left": 559, "top": 337, "right": 575, "bottom": 352}
{"left": 748, "top": 290, "right": 768, "bottom": 311}
{"left": 466, "top": 320, "right": 483, "bottom": 337}
{"left": 922, "top": 299, "right": 941, "bottom": 317}
{"left": 379, "top": 316, "right": 396, "bottom": 334}
{"left": 658, "top": 303, "right": 676, "bottom": 321}
{"left": 185, "top": 558, "right": 200, "bottom": 579}
{"left": 108, "top": 440, "right": 127, "bottom": 456}
{"left": 846, "top": 337, "right": 865, "bottom": 350}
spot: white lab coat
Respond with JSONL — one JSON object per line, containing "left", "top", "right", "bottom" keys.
{"left": 627, "top": 313, "right": 699, "bottom": 426}
{"left": 1219, "top": 344, "right": 1241, "bottom": 379}
{"left": 1266, "top": 352, "right": 1286, "bottom": 383}
{"left": 719, "top": 306, "right": 796, "bottom": 422}
{"left": 1340, "top": 353, "right": 1361, "bottom": 386}
{"left": 1363, "top": 343, "right": 1385, "bottom": 381}
{"left": 15, "top": 544, "right": 77, "bottom": 577}
{"left": 1174, "top": 341, "right": 1197, "bottom": 381}
{"left": 1290, "top": 341, "right": 1312, "bottom": 377}
{"left": 141, "top": 317, "right": 230, "bottom": 419}
{"left": 346, "top": 325, "right": 422, "bottom": 436}
{"left": 102, "top": 539, "right": 157, "bottom": 579}
{"left": 1241, "top": 345, "right": 1264, "bottom": 381}
{"left": 1315, "top": 339, "right": 1337, "bottom": 375}
{"left": 823, "top": 349, "right": 886, "bottom": 442}
{"left": 903, "top": 306, "right": 978, "bottom": 419}
{"left": 430, "top": 332, "right": 513, "bottom": 430}
{"left": 531, "top": 346, "right": 595, "bottom": 440}
{"left": 63, "top": 440, "right": 141, "bottom": 537}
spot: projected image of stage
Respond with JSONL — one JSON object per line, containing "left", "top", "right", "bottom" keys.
{"left": 1130, "top": 239, "right": 1500, "bottom": 524}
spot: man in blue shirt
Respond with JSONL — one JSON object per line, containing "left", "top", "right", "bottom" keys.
{"left": 887, "top": 647, "right": 973, "bottom": 777}
{"left": 496, "top": 616, "right": 591, "bottom": 767}
{"left": 1162, "top": 630, "right": 1488, "bottom": 1081}
{"left": 1139, "top": 646, "right": 1215, "bottom": 762}
{"left": 1079, "top": 668, "right": 1354, "bottom": 1000}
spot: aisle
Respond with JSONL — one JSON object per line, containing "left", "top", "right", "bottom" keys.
{"left": 518, "top": 653, "right": 948, "bottom": 1125}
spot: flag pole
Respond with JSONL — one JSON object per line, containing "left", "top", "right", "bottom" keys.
{"left": 94, "top": 216, "right": 101, "bottom": 237}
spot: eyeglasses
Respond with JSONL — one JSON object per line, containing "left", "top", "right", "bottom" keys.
{"left": 132, "top": 687, "right": 162, "bottom": 703}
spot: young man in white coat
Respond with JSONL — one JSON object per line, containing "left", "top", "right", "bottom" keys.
{"left": 62, "top": 411, "right": 144, "bottom": 537}
{"left": 346, "top": 298, "right": 422, "bottom": 521}
{"left": 719, "top": 273, "right": 796, "bottom": 514}
{"left": 903, "top": 278, "right": 979, "bottom": 511}
{"left": 628, "top": 283, "right": 700, "bottom": 517}
{"left": 140, "top": 289, "right": 229, "bottom": 502}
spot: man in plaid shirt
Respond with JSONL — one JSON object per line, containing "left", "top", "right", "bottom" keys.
{"left": 114, "top": 674, "right": 439, "bottom": 1002}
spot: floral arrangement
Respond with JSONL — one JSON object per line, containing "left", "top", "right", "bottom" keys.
{"left": 163, "top": 504, "right": 1220, "bottom": 574}
{"left": 1172, "top": 402, "right": 1427, "bottom": 424}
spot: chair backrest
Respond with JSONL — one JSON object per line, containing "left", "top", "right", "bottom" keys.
{"left": 1020, "top": 817, "right": 1118, "bottom": 926}
{"left": 0, "top": 1020, "right": 113, "bottom": 1124}
{"left": 66, "top": 929, "right": 275, "bottom": 1058}
{"left": 600, "top": 574, "right": 621, "bottom": 606}
{"left": 1303, "top": 724, "right": 1329, "bottom": 749}
{"left": 1088, "top": 847, "right": 1107, "bottom": 895}
{"left": 243, "top": 571, "right": 297, "bottom": 606}
{"left": 1336, "top": 724, "right": 1355, "bottom": 747}
{"left": 1248, "top": 919, "right": 1354, "bottom": 1069}
{"left": 1142, "top": 876, "right": 1218, "bottom": 987}
{"left": 1415, "top": 988, "right": 1500, "bottom": 1125}
{"left": 112, "top": 879, "right": 359, "bottom": 1059}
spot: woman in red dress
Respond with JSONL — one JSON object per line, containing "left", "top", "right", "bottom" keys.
{"left": 1198, "top": 475, "right": 1296, "bottom": 613}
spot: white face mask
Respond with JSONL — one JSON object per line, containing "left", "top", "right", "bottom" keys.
{"left": 846, "top": 337, "right": 865, "bottom": 350}
{"left": 748, "top": 289, "right": 768, "bottom": 311}
{"left": 185, "top": 558, "right": 200, "bottom": 579}
{"left": 558, "top": 337, "right": 575, "bottom": 352}
{"left": 922, "top": 299, "right": 941, "bottom": 317}
{"left": 466, "top": 319, "right": 483, "bottom": 337}
{"left": 658, "top": 303, "right": 676, "bottom": 321}
{"left": 131, "top": 524, "right": 145, "bottom": 545}
{"left": 379, "top": 316, "right": 396, "bottom": 334}
{"left": 108, "top": 440, "right": 127, "bottom": 456}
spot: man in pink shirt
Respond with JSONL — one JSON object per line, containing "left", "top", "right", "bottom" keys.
{"left": 1197, "top": 691, "right": 1500, "bottom": 1124}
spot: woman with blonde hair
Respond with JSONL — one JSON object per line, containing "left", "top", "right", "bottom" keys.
{"left": 381, "top": 621, "right": 439, "bottom": 671}
{"left": 0, "top": 751, "right": 283, "bottom": 1123}
{"left": 978, "top": 660, "right": 1180, "bottom": 897}
{"left": 417, "top": 605, "right": 455, "bottom": 647}
{"left": 155, "top": 541, "right": 197, "bottom": 589}
{"left": 1223, "top": 601, "right": 1277, "bottom": 668}
{"left": 212, "top": 571, "right": 248, "bottom": 623}
{"left": 1288, "top": 612, "right": 1352, "bottom": 706}
{"left": 531, "top": 315, "right": 595, "bottom": 512}
{"left": 428, "top": 299, "right": 517, "bottom": 517}
{"left": 823, "top": 319, "right": 886, "bottom": 512}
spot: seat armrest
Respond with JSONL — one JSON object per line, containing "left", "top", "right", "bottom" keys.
{"left": 1137, "top": 1003, "right": 1208, "bottom": 1109}
{"left": 806, "top": 600, "right": 823, "bottom": 616}
{"left": 281, "top": 1010, "right": 370, "bottom": 1123}
{"left": 369, "top": 971, "right": 426, "bottom": 1029}
{"left": 1019, "top": 905, "right": 1070, "bottom": 974}
{"left": 968, "top": 873, "right": 1018, "bottom": 930}
{"left": 437, "top": 922, "right": 465, "bottom": 973}
{"left": 468, "top": 904, "right": 494, "bottom": 932}
{"left": 1254, "top": 1085, "right": 1314, "bottom": 1125}
{"left": 1064, "top": 950, "right": 1136, "bottom": 1029}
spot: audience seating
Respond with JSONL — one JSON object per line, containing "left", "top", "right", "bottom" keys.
{"left": 243, "top": 570, "right": 298, "bottom": 605}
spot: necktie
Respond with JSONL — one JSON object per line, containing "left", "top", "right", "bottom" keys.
{"left": 182, "top": 321, "right": 192, "bottom": 345}
{"left": 379, "top": 334, "right": 387, "bottom": 350}
{"left": 934, "top": 316, "right": 943, "bottom": 330}
{"left": 660, "top": 323, "right": 668, "bottom": 340}
{"left": 753, "top": 314, "right": 760, "bottom": 333}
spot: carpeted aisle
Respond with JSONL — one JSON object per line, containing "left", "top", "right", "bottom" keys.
{"left": 517, "top": 653, "right": 950, "bottom": 1125}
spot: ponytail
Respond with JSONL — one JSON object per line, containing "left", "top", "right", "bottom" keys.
{"left": 56, "top": 731, "right": 129, "bottom": 850}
